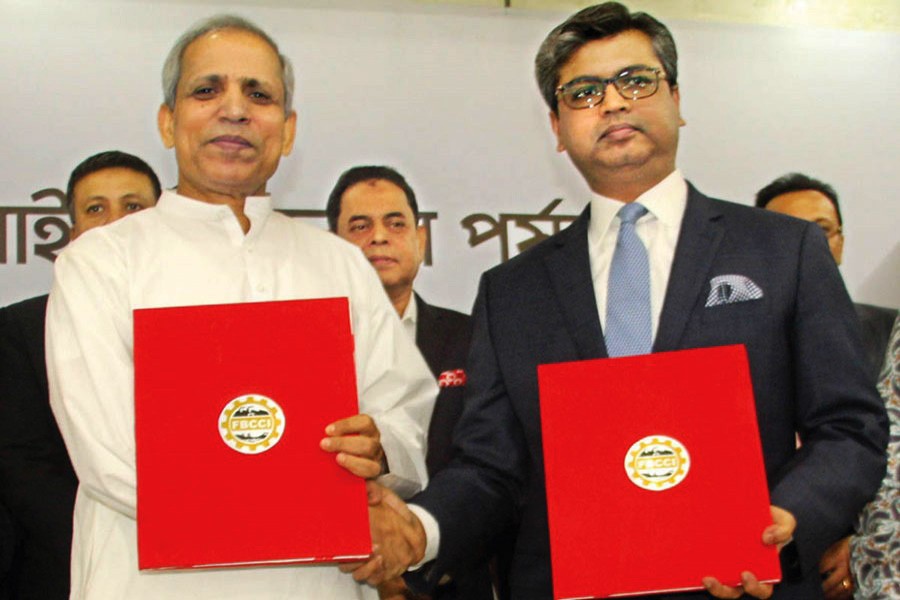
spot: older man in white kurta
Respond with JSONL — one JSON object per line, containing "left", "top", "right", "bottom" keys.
{"left": 45, "top": 14, "right": 434, "bottom": 600}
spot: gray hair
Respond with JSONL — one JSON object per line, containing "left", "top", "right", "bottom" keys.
{"left": 162, "top": 14, "right": 295, "bottom": 114}
{"left": 535, "top": 2, "right": 678, "bottom": 114}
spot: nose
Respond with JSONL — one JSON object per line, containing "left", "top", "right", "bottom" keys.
{"left": 599, "top": 82, "right": 630, "bottom": 114}
{"left": 106, "top": 204, "right": 128, "bottom": 225}
{"left": 370, "top": 222, "right": 389, "bottom": 245}
{"left": 219, "top": 85, "right": 249, "bottom": 122}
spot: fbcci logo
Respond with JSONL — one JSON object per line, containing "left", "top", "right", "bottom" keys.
{"left": 219, "top": 395, "right": 285, "bottom": 454}
{"left": 625, "top": 435, "right": 690, "bottom": 491}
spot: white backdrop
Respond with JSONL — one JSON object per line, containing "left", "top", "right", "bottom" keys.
{"left": 1, "top": 0, "right": 897, "bottom": 312}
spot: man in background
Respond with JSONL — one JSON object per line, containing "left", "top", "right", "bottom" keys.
{"left": 0, "top": 150, "right": 161, "bottom": 600}
{"left": 45, "top": 15, "right": 433, "bottom": 599}
{"left": 756, "top": 172, "right": 898, "bottom": 599}
{"left": 328, "top": 165, "right": 493, "bottom": 600}
{"left": 367, "top": 3, "right": 887, "bottom": 598}
{"left": 755, "top": 172, "right": 897, "bottom": 383}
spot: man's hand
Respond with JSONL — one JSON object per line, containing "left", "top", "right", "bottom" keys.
{"left": 820, "top": 536, "right": 853, "bottom": 600}
{"left": 702, "top": 505, "right": 797, "bottom": 599}
{"left": 321, "top": 413, "right": 385, "bottom": 479}
{"left": 340, "top": 481, "right": 426, "bottom": 587}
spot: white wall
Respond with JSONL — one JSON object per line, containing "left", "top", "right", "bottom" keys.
{"left": 1, "top": 0, "right": 897, "bottom": 311}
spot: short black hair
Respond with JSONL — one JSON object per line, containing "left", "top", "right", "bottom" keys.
{"left": 326, "top": 166, "right": 418, "bottom": 232}
{"left": 535, "top": 2, "right": 678, "bottom": 114}
{"left": 66, "top": 151, "right": 162, "bottom": 220}
{"left": 754, "top": 172, "right": 842, "bottom": 226}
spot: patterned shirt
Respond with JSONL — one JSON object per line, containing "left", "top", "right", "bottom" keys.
{"left": 851, "top": 316, "right": 900, "bottom": 598}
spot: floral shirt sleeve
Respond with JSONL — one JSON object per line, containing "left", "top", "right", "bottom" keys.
{"left": 850, "top": 316, "right": 900, "bottom": 599}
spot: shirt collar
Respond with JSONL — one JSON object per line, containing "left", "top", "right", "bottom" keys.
{"left": 589, "top": 170, "right": 687, "bottom": 237}
{"left": 401, "top": 293, "right": 418, "bottom": 326}
{"left": 156, "top": 189, "right": 274, "bottom": 233}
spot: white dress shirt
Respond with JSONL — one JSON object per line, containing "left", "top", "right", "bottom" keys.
{"left": 412, "top": 170, "right": 689, "bottom": 566}
{"left": 46, "top": 190, "right": 436, "bottom": 600}
{"left": 589, "top": 170, "right": 687, "bottom": 340}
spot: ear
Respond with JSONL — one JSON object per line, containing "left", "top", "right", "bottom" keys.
{"left": 671, "top": 85, "right": 686, "bottom": 127}
{"left": 281, "top": 110, "right": 298, "bottom": 156}
{"left": 416, "top": 224, "right": 427, "bottom": 262}
{"left": 158, "top": 103, "right": 176, "bottom": 149}
{"left": 549, "top": 110, "right": 566, "bottom": 153}
{"left": 70, "top": 220, "right": 84, "bottom": 241}
{"left": 832, "top": 232, "right": 844, "bottom": 265}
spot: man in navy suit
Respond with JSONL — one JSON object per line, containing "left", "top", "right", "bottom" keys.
{"left": 755, "top": 172, "right": 897, "bottom": 385}
{"left": 360, "top": 3, "right": 888, "bottom": 600}
{"left": 0, "top": 150, "right": 160, "bottom": 600}
{"left": 327, "top": 166, "right": 493, "bottom": 600}
{"left": 755, "top": 172, "right": 897, "bottom": 599}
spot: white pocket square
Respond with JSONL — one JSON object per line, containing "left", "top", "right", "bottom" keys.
{"left": 705, "top": 275, "right": 764, "bottom": 307}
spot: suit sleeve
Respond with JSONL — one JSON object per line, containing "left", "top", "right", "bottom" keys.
{"left": 769, "top": 223, "right": 888, "bottom": 576}
{"left": 410, "top": 273, "right": 526, "bottom": 588}
{"left": 0, "top": 303, "right": 77, "bottom": 573}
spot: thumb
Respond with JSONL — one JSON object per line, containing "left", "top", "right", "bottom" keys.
{"left": 366, "top": 480, "right": 385, "bottom": 506}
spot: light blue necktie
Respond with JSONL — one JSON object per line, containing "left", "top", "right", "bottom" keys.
{"left": 605, "top": 202, "right": 651, "bottom": 357}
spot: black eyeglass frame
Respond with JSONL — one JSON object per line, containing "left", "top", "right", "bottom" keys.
{"left": 555, "top": 66, "right": 666, "bottom": 110}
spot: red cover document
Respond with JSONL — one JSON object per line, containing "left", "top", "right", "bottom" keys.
{"left": 133, "top": 298, "right": 371, "bottom": 570}
{"left": 538, "top": 345, "right": 780, "bottom": 599}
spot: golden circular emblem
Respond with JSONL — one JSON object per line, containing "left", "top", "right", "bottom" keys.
{"left": 219, "top": 394, "right": 285, "bottom": 454}
{"left": 624, "top": 435, "right": 690, "bottom": 491}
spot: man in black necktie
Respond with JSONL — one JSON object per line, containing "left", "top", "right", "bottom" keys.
{"left": 362, "top": 4, "right": 888, "bottom": 599}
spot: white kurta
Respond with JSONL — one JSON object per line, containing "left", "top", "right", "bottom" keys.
{"left": 46, "top": 191, "right": 436, "bottom": 599}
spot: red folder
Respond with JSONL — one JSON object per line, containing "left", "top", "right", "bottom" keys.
{"left": 133, "top": 298, "right": 371, "bottom": 570}
{"left": 538, "top": 345, "right": 780, "bottom": 599}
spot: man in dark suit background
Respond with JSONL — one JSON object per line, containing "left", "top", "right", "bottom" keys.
{"left": 364, "top": 3, "right": 888, "bottom": 599}
{"left": 755, "top": 172, "right": 898, "bottom": 599}
{"left": 327, "top": 165, "right": 492, "bottom": 600}
{"left": 755, "top": 172, "right": 897, "bottom": 384}
{"left": 0, "top": 150, "right": 161, "bottom": 599}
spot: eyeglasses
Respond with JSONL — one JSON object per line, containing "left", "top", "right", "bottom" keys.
{"left": 556, "top": 67, "right": 663, "bottom": 110}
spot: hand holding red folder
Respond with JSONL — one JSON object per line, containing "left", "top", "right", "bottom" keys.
{"left": 703, "top": 506, "right": 797, "bottom": 599}
{"left": 321, "top": 413, "right": 386, "bottom": 479}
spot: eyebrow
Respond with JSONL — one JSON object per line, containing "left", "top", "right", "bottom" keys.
{"left": 563, "top": 64, "right": 656, "bottom": 84}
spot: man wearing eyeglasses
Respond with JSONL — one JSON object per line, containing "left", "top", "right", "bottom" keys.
{"left": 361, "top": 3, "right": 888, "bottom": 600}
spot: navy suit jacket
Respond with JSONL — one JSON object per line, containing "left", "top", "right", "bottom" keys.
{"left": 411, "top": 185, "right": 888, "bottom": 599}
{"left": 412, "top": 295, "right": 494, "bottom": 600}
{"left": 0, "top": 295, "right": 77, "bottom": 600}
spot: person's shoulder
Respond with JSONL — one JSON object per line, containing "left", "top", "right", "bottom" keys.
{"left": 855, "top": 303, "right": 899, "bottom": 327}
{"left": 271, "top": 212, "right": 359, "bottom": 253}
{"left": 1, "top": 294, "right": 48, "bottom": 330}
{"left": 418, "top": 297, "right": 470, "bottom": 326}
{"left": 689, "top": 189, "right": 813, "bottom": 252}
{"left": 60, "top": 205, "right": 159, "bottom": 261}
{"left": 483, "top": 208, "right": 589, "bottom": 281}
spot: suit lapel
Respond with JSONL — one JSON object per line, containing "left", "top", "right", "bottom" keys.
{"left": 543, "top": 208, "right": 607, "bottom": 360}
{"left": 414, "top": 294, "right": 442, "bottom": 378}
{"left": 654, "top": 185, "right": 725, "bottom": 352}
